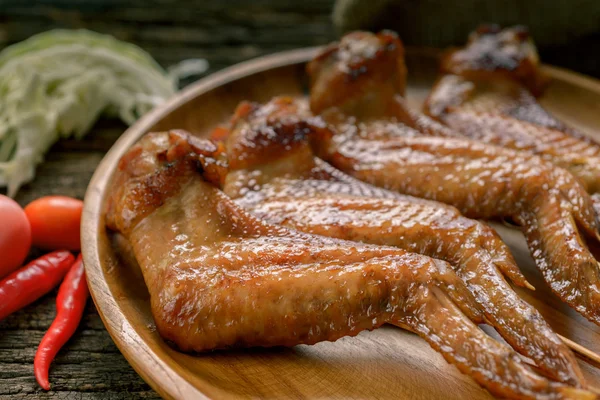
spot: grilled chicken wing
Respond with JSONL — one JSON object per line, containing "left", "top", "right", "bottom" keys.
{"left": 220, "top": 97, "right": 584, "bottom": 387}
{"left": 105, "top": 129, "right": 594, "bottom": 400}
{"left": 307, "top": 30, "right": 600, "bottom": 328}
{"left": 423, "top": 25, "right": 600, "bottom": 194}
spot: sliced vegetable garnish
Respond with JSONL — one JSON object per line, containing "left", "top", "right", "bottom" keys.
{"left": 0, "top": 29, "right": 207, "bottom": 196}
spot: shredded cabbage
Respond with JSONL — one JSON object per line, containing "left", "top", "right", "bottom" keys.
{"left": 0, "top": 29, "right": 208, "bottom": 196}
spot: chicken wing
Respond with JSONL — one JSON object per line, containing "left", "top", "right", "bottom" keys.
{"left": 423, "top": 25, "right": 600, "bottom": 194}
{"left": 220, "top": 97, "right": 584, "bottom": 386}
{"left": 106, "top": 130, "right": 594, "bottom": 400}
{"left": 307, "top": 30, "right": 600, "bottom": 328}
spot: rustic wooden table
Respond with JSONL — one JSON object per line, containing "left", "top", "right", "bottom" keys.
{"left": 0, "top": 1, "right": 598, "bottom": 398}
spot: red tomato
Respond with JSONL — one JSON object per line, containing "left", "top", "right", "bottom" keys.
{"left": 24, "top": 196, "right": 83, "bottom": 251}
{"left": 0, "top": 195, "right": 32, "bottom": 277}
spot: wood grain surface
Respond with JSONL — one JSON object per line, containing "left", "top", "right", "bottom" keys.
{"left": 81, "top": 48, "right": 600, "bottom": 399}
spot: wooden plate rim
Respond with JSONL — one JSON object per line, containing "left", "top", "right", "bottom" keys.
{"left": 81, "top": 46, "right": 600, "bottom": 400}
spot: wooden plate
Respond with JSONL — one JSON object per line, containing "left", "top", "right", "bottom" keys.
{"left": 81, "top": 47, "right": 600, "bottom": 399}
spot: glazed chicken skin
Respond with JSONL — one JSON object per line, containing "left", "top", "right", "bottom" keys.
{"left": 105, "top": 129, "right": 595, "bottom": 400}
{"left": 220, "top": 97, "right": 584, "bottom": 387}
{"left": 307, "top": 30, "right": 600, "bottom": 328}
{"left": 423, "top": 25, "right": 600, "bottom": 194}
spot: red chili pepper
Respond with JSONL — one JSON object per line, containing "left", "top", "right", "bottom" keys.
{"left": 0, "top": 250, "right": 74, "bottom": 321}
{"left": 34, "top": 254, "right": 88, "bottom": 391}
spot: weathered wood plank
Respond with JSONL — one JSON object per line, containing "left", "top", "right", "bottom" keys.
{"left": 0, "top": 290, "right": 159, "bottom": 398}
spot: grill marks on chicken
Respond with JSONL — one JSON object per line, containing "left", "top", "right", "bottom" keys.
{"left": 423, "top": 25, "right": 600, "bottom": 194}
{"left": 306, "top": 30, "right": 600, "bottom": 328}
{"left": 106, "top": 130, "right": 596, "bottom": 399}
{"left": 220, "top": 97, "right": 585, "bottom": 387}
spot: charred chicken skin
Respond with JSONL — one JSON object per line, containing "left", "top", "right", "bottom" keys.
{"left": 424, "top": 25, "right": 600, "bottom": 195}
{"left": 106, "top": 130, "right": 595, "bottom": 400}
{"left": 220, "top": 97, "right": 584, "bottom": 387}
{"left": 307, "top": 30, "right": 600, "bottom": 329}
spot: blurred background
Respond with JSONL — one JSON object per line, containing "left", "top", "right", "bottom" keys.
{"left": 0, "top": 1, "right": 335, "bottom": 80}
{"left": 1, "top": 0, "right": 599, "bottom": 78}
